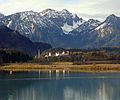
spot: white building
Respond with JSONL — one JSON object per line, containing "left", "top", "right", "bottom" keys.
{"left": 48, "top": 52, "right": 52, "bottom": 57}
{"left": 62, "top": 51, "right": 65, "bottom": 55}
{"left": 55, "top": 52, "right": 60, "bottom": 56}
{"left": 44, "top": 51, "right": 70, "bottom": 58}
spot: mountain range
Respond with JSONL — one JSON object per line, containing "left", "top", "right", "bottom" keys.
{"left": 0, "top": 9, "right": 120, "bottom": 48}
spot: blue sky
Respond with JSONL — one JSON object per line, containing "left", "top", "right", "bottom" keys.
{"left": 0, "top": 0, "right": 7, "bottom": 4}
{"left": 63, "top": 0, "right": 80, "bottom": 4}
{"left": 0, "top": 0, "right": 120, "bottom": 21}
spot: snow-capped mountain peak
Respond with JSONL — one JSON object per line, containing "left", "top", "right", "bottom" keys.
{"left": 39, "top": 9, "right": 85, "bottom": 34}
{"left": 104, "top": 14, "right": 120, "bottom": 24}
{"left": 96, "top": 14, "right": 120, "bottom": 30}
{"left": 39, "top": 9, "right": 72, "bottom": 18}
{"left": 39, "top": 9, "right": 58, "bottom": 17}
{"left": 42, "top": 8, "right": 56, "bottom": 12}
{"left": 106, "top": 14, "right": 118, "bottom": 20}
{"left": 95, "top": 14, "right": 120, "bottom": 38}
{"left": 70, "top": 19, "right": 101, "bottom": 35}
{"left": 61, "top": 9, "right": 71, "bottom": 14}
{"left": 87, "top": 19, "right": 101, "bottom": 26}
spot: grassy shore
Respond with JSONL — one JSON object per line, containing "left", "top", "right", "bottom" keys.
{"left": 1, "top": 62, "right": 120, "bottom": 73}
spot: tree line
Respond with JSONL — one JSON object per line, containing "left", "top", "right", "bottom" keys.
{"left": 0, "top": 48, "right": 33, "bottom": 65}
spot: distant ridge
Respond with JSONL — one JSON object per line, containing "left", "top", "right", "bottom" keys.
{"left": 0, "top": 25, "right": 52, "bottom": 55}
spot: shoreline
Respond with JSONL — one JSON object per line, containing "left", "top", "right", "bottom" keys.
{"left": 1, "top": 63, "right": 120, "bottom": 73}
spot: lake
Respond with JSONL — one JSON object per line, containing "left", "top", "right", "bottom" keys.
{"left": 0, "top": 71, "right": 120, "bottom": 100}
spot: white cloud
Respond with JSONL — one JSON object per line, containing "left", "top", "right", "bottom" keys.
{"left": 65, "top": 0, "right": 120, "bottom": 21}
{"left": 0, "top": 0, "right": 120, "bottom": 21}
{"left": 0, "top": 0, "right": 64, "bottom": 14}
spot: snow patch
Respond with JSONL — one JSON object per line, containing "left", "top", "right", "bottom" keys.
{"left": 61, "top": 20, "right": 84, "bottom": 34}
{"left": 61, "top": 23, "right": 73, "bottom": 34}
{"left": 98, "top": 27, "right": 113, "bottom": 38}
{"left": 96, "top": 23, "right": 106, "bottom": 30}
{"left": 7, "top": 21, "right": 12, "bottom": 27}
{"left": 72, "top": 14, "right": 76, "bottom": 19}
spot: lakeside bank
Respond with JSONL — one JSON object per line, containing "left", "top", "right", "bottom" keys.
{"left": 1, "top": 63, "right": 120, "bottom": 73}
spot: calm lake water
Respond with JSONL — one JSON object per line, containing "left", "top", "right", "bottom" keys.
{"left": 0, "top": 71, "right": 120, "bottom": 100}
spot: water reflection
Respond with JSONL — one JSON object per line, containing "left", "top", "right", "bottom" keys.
{"left": 63, "top": 80, "right": 116, "bottom": 100}
{"left": 0, "top": 72, "right": 120, "bottom": 100}
{"left": 38, "top": 70, "right": 40, "bottom": 78}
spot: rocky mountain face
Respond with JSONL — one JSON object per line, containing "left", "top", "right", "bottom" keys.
{"left": 39, "top": 9, "right": 84, "bottom": 34}
{"left": 70, "top": 19, "right": 101, "bottom": 35}
{"left": 0, "top": 13, "right": 4, "bottom": 19}
{"left": 87, "top": 14, "right": 120, "bottom": 48}
{"left": 0, "top": 25, "right": 52, "bottom": 55}
{"left": 0, "top": 9, "right": 120, "bottom": 48}
{"left": 67, "top": 19, "right": 101, "bottom": 48}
